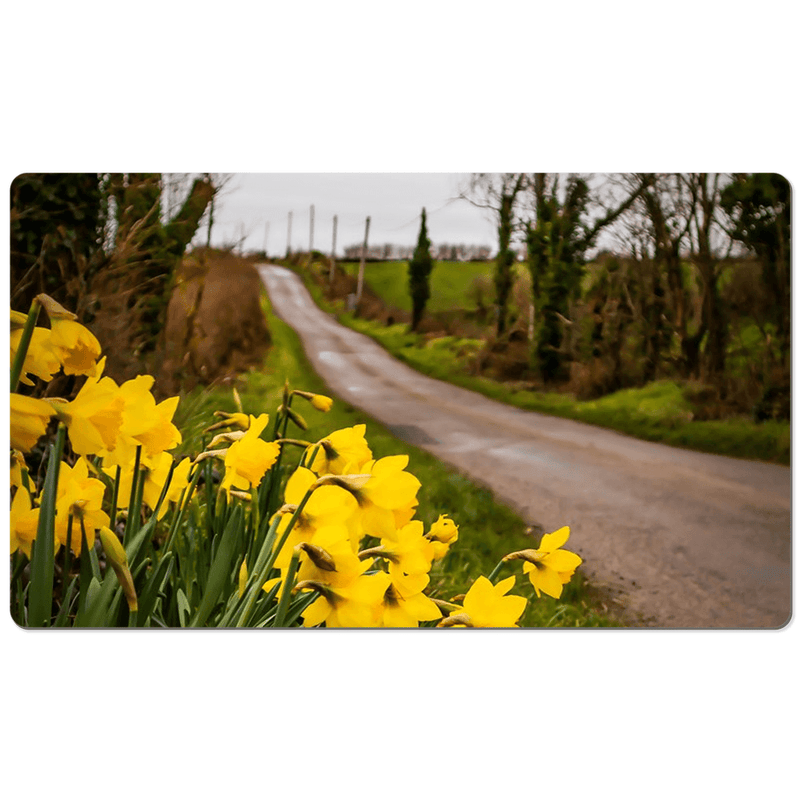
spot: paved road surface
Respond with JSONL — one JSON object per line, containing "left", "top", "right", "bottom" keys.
{"left": 258, "top": 264, "right": 792, "bottom": 628}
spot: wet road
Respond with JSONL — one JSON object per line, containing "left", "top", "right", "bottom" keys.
{"left": 258, "top": 264, "right": 792, "bottom": 628}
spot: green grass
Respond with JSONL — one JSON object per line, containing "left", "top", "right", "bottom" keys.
{"left": 338, "top": 260, "right": 527, "bottom": 313}
{"left": 173, "top": 288, "right": 620, "bottom": 627}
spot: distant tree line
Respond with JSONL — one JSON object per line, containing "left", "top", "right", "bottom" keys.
{"left": 341, "top": 242, "right": 491, "bottom": 261}
{"left": 460, "top": 173, "right": 790, "bottom": 419}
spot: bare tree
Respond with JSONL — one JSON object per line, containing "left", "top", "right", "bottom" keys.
{"left": 459, "top": 173, "right": 528, "bottom": 336}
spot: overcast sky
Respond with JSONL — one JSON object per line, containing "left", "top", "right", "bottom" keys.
{"left": 202, "top": 173, "right": 498, "bottom": 256}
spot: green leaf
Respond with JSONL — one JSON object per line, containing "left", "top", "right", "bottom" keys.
{"left": 136, "top": 553, "right": 175, "bottom": 626}
{"left": 76, "top": 576, "right": 105, "bottom": 627}
{"left": 53, "top": 576, "right": 80, "bottom": 627}
{"left": 177, "top": 588, "right": 191, "bottom": 628}
{"left": 190, "top": 505, "right": 244, "bottom": 627}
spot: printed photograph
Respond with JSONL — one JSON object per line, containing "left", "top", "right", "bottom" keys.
{"left": 9, "top": 172, "right": 791, "bottom": 629}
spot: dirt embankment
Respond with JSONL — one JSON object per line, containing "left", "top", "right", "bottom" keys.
{"left": 158, "top": 248, "right": 271, "bottom": 394}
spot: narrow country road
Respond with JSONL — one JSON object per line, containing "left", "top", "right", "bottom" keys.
{"left": 258, "top": 264, "right": 792, "bottom": 628}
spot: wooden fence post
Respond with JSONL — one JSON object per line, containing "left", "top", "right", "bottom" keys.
{"left": 356, "top": 216, "right": 370, "bottom": 306}
{"left": 330, "top": 214, "right": 338, "bottom": 284}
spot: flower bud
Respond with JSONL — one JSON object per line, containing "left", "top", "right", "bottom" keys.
{"left": 310, "top": 395, "right": 333, "bottom": 412}
{"left": 35, "top": 293, "right": 78, "bottom": 320}
{"left": 232, "top": 387, "right": 243, "bottom": 413}
{"left": 291, "top": 390, "right": 334, "bottom": 413}
{"left": 238, "top": 559, "right": 248, "bottom": 598}
{"left": 207, "top": 430, "right": 246, "bottom": 448}
{"left": 205, "top": 411, "right": 250, "bottom": 433}
{"left": 502, "top": 548, "right": 544, "bottom": 564}
{"left": 284, "top": 406, "right": 308, "bottom": 431}
{"left": 99, "top": 526, "right": 138, "bottom": 612}
{"left": 191, "top": 448, "right": 229, "bottom": 465}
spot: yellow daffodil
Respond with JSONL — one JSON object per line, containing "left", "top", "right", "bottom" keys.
{"left": 517, "top": 527, "right": 583, "bottom": 599}
{"left": 54, "top": 457, "right": 110, "bottom": 555}
{"left": 306, "top": 423, "right": 373, "bottom": 475}
{"left": 10, "top": 321, "right": 60, "bottom": 385}
{"left": 134, "top": 395, "right": 182, "bottom": 459}
{"left": 355, "top": 455, "right": 423, "bottom": 539}
{"left": 10, "top": 393, "right": 56, "bottom": 452}
{"left": 380, "top": 564, "right": 442, "bottom": 627}
{"left": 365, "top": 520, "right": 435, "bottom": 575}
{"left": 102, "top": 375, "right": 181, "bottom": 466}
{"left": 294, "top": 525, "right": 370, "bottom": 588}
{"left": 46, "top": 318, "right": 102, "bottom": 377}
{"left": 10, "top": 487, "right": 41, "bottom": 558}
{"left": 272, "top": 467, "right": 360, "bottom": 568}
{"left": 300, "top": 570, "right": 391, "bottom": 628}
{"left": 106, "top": 453, "right": 191, "bottom": 519}
{"left": 439, "top": 575, "right": 527, "bottom": 628}
{"left": 142, "top": 454, "right": 192, "bottom": 518}
{"left": 50, "top": 358, "right": 125, "bottom": 456}
{"left": 220, "top": 414, "right": 280, "bottom": 496}
{"left": 426, "top": 514, "right": 459, "bottom": 560}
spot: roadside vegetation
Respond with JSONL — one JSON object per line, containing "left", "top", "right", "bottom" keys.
{"left": 294, "top": 254, "right": 789, "bottom": 466}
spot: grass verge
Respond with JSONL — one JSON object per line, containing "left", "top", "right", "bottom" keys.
{"left": 173, "top": 286, "right": 620, "bottom": 627}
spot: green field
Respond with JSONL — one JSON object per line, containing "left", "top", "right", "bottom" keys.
{"left": 338, "top": 260, "right": 527, "bottom": 313}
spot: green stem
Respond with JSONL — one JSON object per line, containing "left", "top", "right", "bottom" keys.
{"left": 149, "top": 457, "right": 176, "bottom": 520}
{"left": 486, "top": 559, "right": 507, "bottom": 584}
{"left": 10, "top": 551, "right": 28, "bottom": 587}
{"left": 10, "top": 297, "right": 41, "bottom": 392}
{"left": 62, "top": 514, "right": 74, "bottom": 605}
{"left": 78, "top": 520, "right": 93, "bottom": 618}
{"left": 161, "top": 464, "right": 203, "bottom": 555}
{"left": 273, "top": 550, "right": 301, "bottom": 627}
{"left": 123, "top": 446, "right": 142, "bottom": 546}
{"left": 28, "top": 423, "right": 67, "bottom": 627}
{"left": 235, "top": 488, "right": 313, "bottom": 628}
{"left": 109, "top": 465, "right": 121, "bottom": 532}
